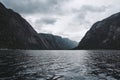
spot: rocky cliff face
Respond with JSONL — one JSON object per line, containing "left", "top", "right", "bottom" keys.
{"left": 76, "top": 12, "right": 120, "bottom": 49}
{"left": 38, "top": 33, "right": 78, "bottom": 50}
{"left": 0, "top": 2, "right": 48, "bottom": 49}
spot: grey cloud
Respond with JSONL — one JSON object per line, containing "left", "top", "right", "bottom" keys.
{"left": 78, "top": 5, "right": 107, "bottom": 19}
{"left": 36, "top": 18, "right": 57, "bottom": 25}
{"left": 0, "top": 0, "right": 67, "bottom": 14}
{"left": 74, "top": 5, "right": 108, "bottom": 25}
{"left": 81, "top": 5, "right": 107, "bottom": 12}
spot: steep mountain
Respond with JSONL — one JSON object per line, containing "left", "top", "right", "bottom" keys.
{"left": 0, "top": 2, "right": 49, "bottom": 49}
{"left": 76, "top": 12, "right": 120, "bottom": 49}
{"left": 0, "top": 2, "right": 77, "bottom": 50}
{"left": 38, "top": 33, "right": 78, "bottom": 50}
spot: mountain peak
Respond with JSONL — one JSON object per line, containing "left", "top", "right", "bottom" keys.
{"left": 76, "top": 12, "right": 120, "bottom": 50}
{"left": 0, "top": 2, "right": 45, "bottom": 49}
{"left": 104, "top": 12, "right": 120, "bottom": 21}
{"left": 0, "top": 2, "right": 6, "bottom": 9}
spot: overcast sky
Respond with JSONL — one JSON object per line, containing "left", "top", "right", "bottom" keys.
{"left": 1, "top": 0, "right": 120, "bottom": 42}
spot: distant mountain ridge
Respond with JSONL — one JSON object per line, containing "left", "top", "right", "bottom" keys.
{"left": 0, "top": 2, "right": 77, "bottom": 50}
{"left": 76, "top": 12, "right": 120, "bottom": 49}
{"left": 38, "top": 33, "right": 78, "bottom": 50}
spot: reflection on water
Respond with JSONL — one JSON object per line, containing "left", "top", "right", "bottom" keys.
{"left": 0, "top": 50, "right": 119, "bottom": 80}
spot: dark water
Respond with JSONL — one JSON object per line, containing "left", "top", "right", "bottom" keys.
{"left": 0, "top": 50, "right": 120, "bottom": 80}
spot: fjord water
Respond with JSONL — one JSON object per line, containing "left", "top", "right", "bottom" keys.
{"left": 0, "top": 50, "right": 119, "bottom": 80}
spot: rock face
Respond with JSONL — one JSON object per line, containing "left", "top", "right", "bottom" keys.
{"left": 0, "top": 2, "right": 48, "bottom": 49}
{"left": 76, "top": 12, "right": 120, "bottom": 49}
{"left": 38, "top": 33, "right": 78, "bottom": 50}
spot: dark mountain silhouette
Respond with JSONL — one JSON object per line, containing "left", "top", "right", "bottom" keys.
{"left": 0, "top": 2, "right": 47, "bottom": 49}
{"left": 0, "top": 2, "right": 77, "bottom": 50}
{"left": 76, "top": 12, "right": 120, "bottom": 49}
{"left": 38, "top": 33, "right": 78, "bottom": 50}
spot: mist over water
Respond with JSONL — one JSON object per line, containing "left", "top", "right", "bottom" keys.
{"left": 0, "top": 50, "right": 119, "bottom": 80}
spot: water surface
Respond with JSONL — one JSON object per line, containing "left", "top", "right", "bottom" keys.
{"left": 0, "top": 50, "right": 119, "bottom": 80}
